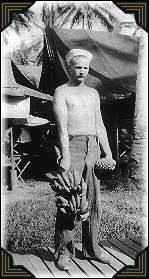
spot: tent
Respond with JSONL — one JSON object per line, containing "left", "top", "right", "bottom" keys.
{"left": 40, "top": 27, "right": 140, "bottom": 99}
{"left": 2, "top": 57, "right": 53, "bottom": 123}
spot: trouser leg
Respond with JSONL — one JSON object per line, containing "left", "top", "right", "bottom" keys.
{"left": 82, "top": 164, "right": 102, "bottom": 258}
{"left": 54, "top": 140, "right": 85, "bottom": 260}
{"left": 54, "top": 210, "right": 75, "bottom": 260}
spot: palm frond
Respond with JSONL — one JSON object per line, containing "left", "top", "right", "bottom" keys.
{"left": 41, "top": 2, "right": 51, "bottom": 26}
{"left": 11, "top": 11, "right": 35, "bottom": 34}
{"left": 55, "top": 3, "right": 74, "bottom": 19}
{"left": 86, "top": 13, "right": 92, "bottom": 30}
{"left": 93, "top": 8, "right": 114, "bottom": 31}
{"left": 57, "top": 6, "right": 76, "bottom": 27}
{"left": 23, "top": 10, "right": 35, "bottom": 21}
{"left": 95, "top": 5, "right": 119, "bottom": 25}
{"left": 70, "top": 8, "right": 85, "bottom": 28}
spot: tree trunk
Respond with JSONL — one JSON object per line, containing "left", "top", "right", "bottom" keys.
{"left": 129, "top": 29, "right": 148, "bottom": 187}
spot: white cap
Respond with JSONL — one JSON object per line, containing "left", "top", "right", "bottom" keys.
{"left": 66, "top": 48, "right": 93, "bottom": 64}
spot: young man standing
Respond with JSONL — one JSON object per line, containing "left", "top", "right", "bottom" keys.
{"left": 53, "top": 49, "right": 116, "bottom": 270}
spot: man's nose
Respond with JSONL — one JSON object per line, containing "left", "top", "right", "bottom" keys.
{"left": 80, "top": 69, "right": 85, "bottom": 74}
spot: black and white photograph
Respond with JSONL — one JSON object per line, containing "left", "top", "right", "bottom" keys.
{"left": 1, "top": 1, "right": 148, "bottom": 278}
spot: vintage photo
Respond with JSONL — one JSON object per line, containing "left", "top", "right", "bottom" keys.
{"left": 1, "top": 1, "right": 148, "bottom": 278}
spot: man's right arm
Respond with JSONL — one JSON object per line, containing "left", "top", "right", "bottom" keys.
{"left": 53, "top": 87, "right": 70, "bottom": 171}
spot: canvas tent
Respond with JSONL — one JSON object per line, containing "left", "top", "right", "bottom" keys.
{"left": 2, "top": 58, "right": 53, "bottom": 123}
{"left": 39, "top": 27, "right": 140, "bottom": 99}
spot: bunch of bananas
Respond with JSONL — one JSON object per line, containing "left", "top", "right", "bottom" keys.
{"left": 47, "top": 170, "right": 89, "bottom": 222}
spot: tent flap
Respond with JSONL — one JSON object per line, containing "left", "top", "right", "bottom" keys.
{"left": 40, "top": 27, "right": 140, "bottom": 98}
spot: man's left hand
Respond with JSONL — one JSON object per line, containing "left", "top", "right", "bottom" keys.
{"left": 96, "top": 156, "right": 116, "bottom": 170}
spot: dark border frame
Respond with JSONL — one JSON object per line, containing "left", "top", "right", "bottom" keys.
{"left": 1, "top": 1, "right": 148, "bottom": 278}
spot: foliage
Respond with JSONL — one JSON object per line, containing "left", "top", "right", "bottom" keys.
{"left": 12, "top": 39, "right": 43, "bottom": 65}
{"left": 11, "top": 10, "right": 37, "bottom": 34}
{"left": 40, "top": 2, "right": 120, "bottom": 31}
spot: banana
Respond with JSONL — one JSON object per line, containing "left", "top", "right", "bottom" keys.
{"left": 80, "top": 211, "right": 90, "bottom": 221}
{"left": 69, "top": 201, "right": 74, "bottom": 212}
{"left": 74, "top": 170, "right": 81, "bottom": 186}
{"left": 57, "top": 174, "right": 71, "bottom": 192}
{"left": 61, "top": 202, "right": 70, "bottom": 208}
{"left": 71, "top": 195, "right": 77, "bottom": 212}
{"left": 60, "top": 207, "right": 67, "bottom": 214}
{"left": 81, "top": 195, "right": 87, "bottom": 208}
{"left": 45, "top": 173, "right": 57, "bottom": 180}
{"left": 63, "top": 183, "right": 71, "bottom": 192}
{"left": 57, "top": 174, "right": 67, "bottom": 187}
{"left": 58, "top": 196, "right": 69, "bottom": 205}
{"left": 68, "top": 171, "right": 74, "bottom": 185}
{"left": 61, "top": 172, "right": 71, "bottom": 188}
{"left": 81, "top": 201, "right": 89, "bottom": 213}
{"left": 81, "top": 180, "right": 87, "bottom": 193}
{"left": 73, "top": 170, "right": 80, "bottom": 189}
{"left": 76, "top": 194, "right": 81, "bottom": 209}
{"left": 54, "top": 180, "right": 62, "bottom": 191}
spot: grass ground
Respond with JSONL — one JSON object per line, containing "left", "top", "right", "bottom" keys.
{"left": 1, "top": 177, "right": 147, "bottom": 252}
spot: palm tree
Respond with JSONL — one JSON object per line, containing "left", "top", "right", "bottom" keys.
{"left": 128, "top": 30, "right": 148, "bottom": 187}
{"left": 10, "top": 10, "right": 35, "bottom": 34}
{"left": 40, "top": 2, "right": 120, "bottom": 31}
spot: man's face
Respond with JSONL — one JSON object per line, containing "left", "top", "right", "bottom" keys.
{"left": 69, "top": 56, "right": 90, "bottom": 84}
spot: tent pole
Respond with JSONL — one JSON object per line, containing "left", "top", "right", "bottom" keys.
{"left": 10, "top": 127, "right": 14, "bottom": 166}
{"left": 10, "top": 126, "right": 18, "bottom": 190}
{"left": 115, "top": 102, "right": 120, "bottom": 171}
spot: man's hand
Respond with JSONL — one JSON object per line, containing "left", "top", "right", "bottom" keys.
{"left": 96, "top": 156, "right": 116, "bottom": 171}
{"left": 59, "top": 158, "right": 71, "bottom": 171}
